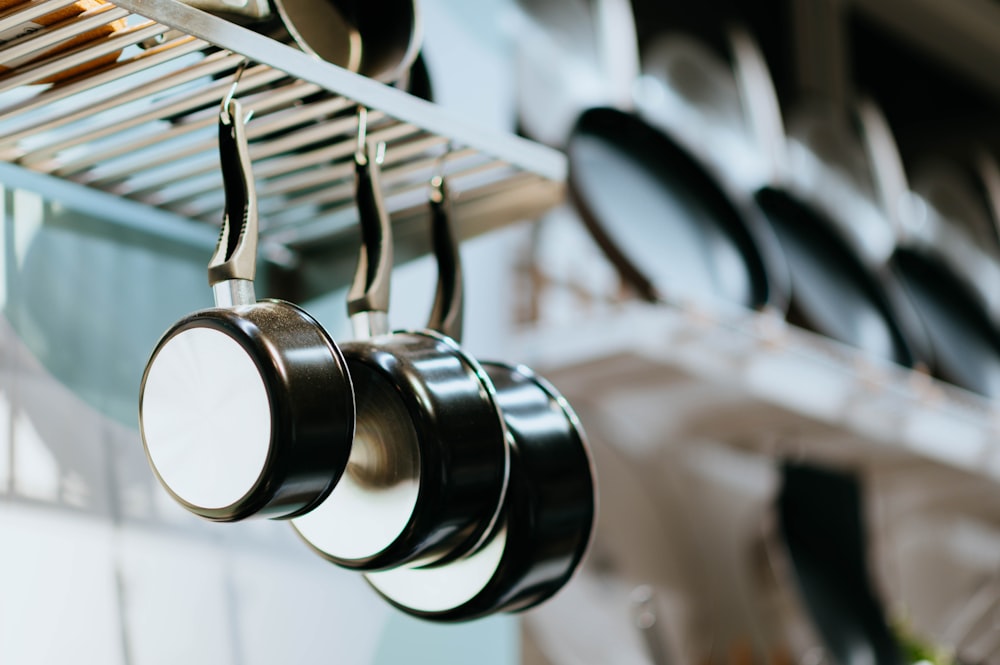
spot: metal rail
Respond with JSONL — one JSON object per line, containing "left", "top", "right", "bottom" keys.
{"left": 0, "top": 0, "right": 566, "bottom": 252}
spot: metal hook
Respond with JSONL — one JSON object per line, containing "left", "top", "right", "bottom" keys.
{"left": 221, "top": 58, "right": 250, "bottom": 118}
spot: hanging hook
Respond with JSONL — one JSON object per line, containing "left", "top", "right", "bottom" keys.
{"left": 221, "top": 58, "right": 250, "bottom": 118}
{"left": 208, "top": 65, "right": 258, "bottom": 307}
{"left": 355, "top": 104, "right": 368, "bottom": 165}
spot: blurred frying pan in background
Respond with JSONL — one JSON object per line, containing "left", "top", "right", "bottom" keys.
{"left": 632, "top": 30, "right": 767, "bottom": 195}
{"left": 715, "top": 28, "right": 925, "bottom": 367}
{"left": 514, "top": 0, "right": 638, "bottom": 147}
{"left": 515, "top": 0, "right": 789, "bottom": 312}
{"left": 566, "top": 105, "right": 788, "bottom": 312}
{"left": 172, "top": 0, "right": 422, "bottom": 83}
{"left": 856, "top": 101, "right": 1000, "bottom": 396}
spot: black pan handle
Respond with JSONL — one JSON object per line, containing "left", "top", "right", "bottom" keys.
{"left": 593, "top": 0, "right": 640, "bottom": 110}
{"left": 855, "top": 97, "right": 911, "bottom": 238}
{"left": 208, "top": 95, "right": 258, "bottom": 306}
{"left": 426, "top": 174, "right": 464, "bottom": 342}
{"left": 728, "top": 25, "right": 788, "bottom": 185}
{"left": 347, "top": 107, "right": 393, "bottom": 337}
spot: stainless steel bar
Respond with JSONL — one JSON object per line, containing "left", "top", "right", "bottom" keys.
{"left": 251, "top": 118, "right": 416, "bottom": 181}
{"left": 120, "top": 110, "right": 390, "bottom": 201}
{"left": 0, "top": 0, "right": 566, "bottom": 263}
{"left": 256, "top": 127, "right": 435, "bottom": 199}
{"left": 253, "top": 138, "right": 463, "bottom": 216}
{"left": 0, "top": 20, "right": 167, "bottom": 93}
{"left": 0, "top": 35, "right": 207, "bottom": 130}
{"left": 186, "top": 137, "right": 457, "bottom": 221}
{"left": 0, "top": 38, "right": 223, "bottom": 148}
{"left": 0, "top": 4, "right": 130, "bottom": 67}
{"left": 168, "top": 123, "right": 427, "bottom": 217}
{"left": 0, "top": 0, "right": 82, "bottom": 37}
{"left": 274, "top": 145, "right": 481, "bottom": 212}
{"left": 262, "top": 169, "right": 543, "bottom": 248}
{"left": 256, "top": 148, "right": 490, "bottom": 226}
{"left": 18, "top": 63, "right": 285, "bottom": 167}
{"left": 72, "top": 80, "right": 330, "bottom": 183}
{"left": 150, "top": 114, "right": 410, "bottom": 210}
{"left": 110, "top": 0, "right": 567, "bottom": 183}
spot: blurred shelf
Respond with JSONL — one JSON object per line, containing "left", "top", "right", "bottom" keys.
{"left": 0, "top": 0, "right": 565, "bottom": 260}
{"left": 509, "top": 302, "right": 1000, "bottom": 481}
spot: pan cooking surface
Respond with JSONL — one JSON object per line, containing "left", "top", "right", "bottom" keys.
{"left": 892, "top": 250, "right": 1000, "bottom": 396}
{"left": 755, "top": 188, "right": 912, "bottom": 365}
{"left": 568, "top": 110, "right": 764, "bottom": 308}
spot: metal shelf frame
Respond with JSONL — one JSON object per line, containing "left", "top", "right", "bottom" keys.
{"left": 0, "top": 0, "right": 566, "bottom": 259}
{"left": 509, "top": 302, "right": 1000, "bottom": 484}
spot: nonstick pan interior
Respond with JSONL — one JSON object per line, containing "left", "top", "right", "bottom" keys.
{"left": 891, "top": 249, "right": 1000, "bottom": 396}
{"left": 567, "top": 107, "right": 784, "bottom": 310}
{"left": 754, "top": 187, "right": 916, "bottom": 367}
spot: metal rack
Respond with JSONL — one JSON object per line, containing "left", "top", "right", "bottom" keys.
{"left": 509, "top": 302, "right": 1000, "bottom": 484}
{"left": 0, "top": 0, "right": 566, "bottom": 256}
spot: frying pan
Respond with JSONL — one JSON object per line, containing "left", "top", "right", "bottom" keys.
{"left": 514, "top": 0, "right": 638, "bottom": 147}
{"left": 856, "top": 100, "right": 1000, "bottom": 396}
{"left": 291, "top": 126, "right": 510, "bottom": 571}
{"left": 905, "top": 156, "right": 1000, "bottom": 388}
{"left": 719, "top": 28, "right": 925, "bottom": 366}
{"left": 566, "top": 104, "right": 789, "bottom": 312}
{"left": 777, "top": 463, "right": 904, "bottom": 665}
{"left": 176, "top": 0, "right": 421, "bottom": 82}
{"left": 138, "top": 97, "right": 354, "bottom": 521}
{"left": 518, "top": 0, "right": 788, "bottom": 312}
{"left": 633, "top": 31, "right": 768, "bottom": 195}
{"left": 365, "top": 171, "right": 595, "bottom": 623}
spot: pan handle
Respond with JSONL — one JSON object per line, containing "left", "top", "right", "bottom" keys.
{"left": 593, "top": 0, "right": 639, "bottom": 110}
{"left": 207, "top": 90, "right": 258, "bottom": 307}
{"left": 855, "top": 97, "right": 912, "bottom": 238}
{"left": 426, "top": 173, "right": 464, "bottom": 343}
{"left": 347, "top": 106, "right": 393, "bottom": 338}
{"left": 727, "top": 26, "right": 788, "bottom": 185}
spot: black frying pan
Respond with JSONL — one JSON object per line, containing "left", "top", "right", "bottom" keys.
{"left": 889, "top": 248, "right": 1000, "bottom": 395}
{"left": 856, "top": 106, "right": 1000, "bottom": 397}
{"left": 753, "top": 187, "right": 919, "bottom": 366}
{"left": 290, "top": 128, "right": 509, "bottom": 571}
{"left": 365, "top": 169, "right": 595, "bottom": 623}
{"left": 567, "top": 105, "right": 788, "bottom": 312}
{"left": 720, "top": 28, "right": 924, "bottom": 367}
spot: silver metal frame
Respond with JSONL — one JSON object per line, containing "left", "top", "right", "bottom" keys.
{"left": 0, "top": 0, "right": 566, "bottom": 256}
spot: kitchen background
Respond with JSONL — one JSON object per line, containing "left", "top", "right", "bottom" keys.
{"left": 3, "top": 0, "right": 1000, "bottom": 663}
